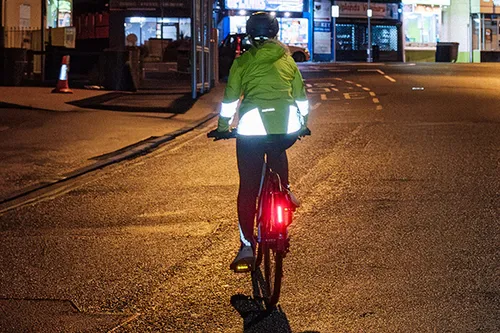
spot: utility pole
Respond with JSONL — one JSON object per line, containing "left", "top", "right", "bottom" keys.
{"left": 367, "top": 0, "right": 372, "bottom": 62}
{"left": 200, "top": 0, "right": 205, "bottom": 94}
{"left": 0, "top": 0, "right": 4, "bottom": 48}
{"left": 191, "top": 0, "right": 197, "bottom": 99}
{"left": 41, "top": 0, "right": 46, "bottom": 81}
{"left": 331, "top": 4, "right": 339, "bottom": 62}
{"left": 160, "top": 0, "right": 164, "bottom": 62}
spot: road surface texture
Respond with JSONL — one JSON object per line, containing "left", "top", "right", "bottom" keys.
{"left": 0, "top": 63, "right": 498, "bottom": 332}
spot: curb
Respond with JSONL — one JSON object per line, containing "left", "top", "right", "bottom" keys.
{"left": 0, "top": 111, "right": 219, "bottom": 215}
{"left": 0, "top": 101, "right": 46, "bottom": 110}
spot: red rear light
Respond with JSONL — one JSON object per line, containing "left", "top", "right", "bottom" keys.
{"left": 277, "top": 205, "right": 283, "bottom": 224}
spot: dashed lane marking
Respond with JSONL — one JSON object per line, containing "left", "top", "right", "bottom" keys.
{"left": 320, "top": 94, "right": 341, "bottom": 101}
{"left": 311, "top": 102, "right": 321, "bottom": 110}
{"left": 384, "top": 75, "right": 397, "bottom": 82}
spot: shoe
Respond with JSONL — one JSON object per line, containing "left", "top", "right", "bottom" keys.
{"left": 286, "top": 186, "right": 301, "bottom": 208}
{"left": 230, "top": 246, "right": 255, "bottom": 273}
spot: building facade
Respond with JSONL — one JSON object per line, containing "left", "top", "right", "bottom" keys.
{"left": 217, "top": 0, "right": 404, "bottom": 62}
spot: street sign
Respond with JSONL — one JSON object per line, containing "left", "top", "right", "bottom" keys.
{"left": 331, "top": 5, "right": 339, "bottom": 17}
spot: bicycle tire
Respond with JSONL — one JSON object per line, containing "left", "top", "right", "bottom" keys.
{"left": 263, "top": 242, "right": 284, "bottom": 307}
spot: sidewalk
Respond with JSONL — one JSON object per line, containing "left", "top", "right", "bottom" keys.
{"left": 0, "top": 82, "right": 225, "bottom": 207}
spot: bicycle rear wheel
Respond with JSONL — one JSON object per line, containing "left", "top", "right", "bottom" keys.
{"left": 263, "top": 242, "right": 284, "bottom": 307}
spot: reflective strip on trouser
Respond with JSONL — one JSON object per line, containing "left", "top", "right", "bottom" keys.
{"left": 239, "top": 224, "right": 252, "bottom": 247}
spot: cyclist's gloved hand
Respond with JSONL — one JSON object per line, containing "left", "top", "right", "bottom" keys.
{"left": 207, "top": 129, "right": 232, "bottom": 141}
{"left": 298, "top": 127, "right": 311, "bottom": 138}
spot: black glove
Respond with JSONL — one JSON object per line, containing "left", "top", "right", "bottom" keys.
{"left": 298, "top": 127, "right": 311, "bottom": 138}
{"left": 207, "top": 129, "right": 234, "bottom": 141}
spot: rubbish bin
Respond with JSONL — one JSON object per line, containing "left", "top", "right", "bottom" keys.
{"left": 435, "top": 42, "right": 459, "bottom": 62}
{"left": 1, "top": 48, "right": 27, "bottom": 86}
{"left": 371, "top": 45, "right": 380, "bottom": 62}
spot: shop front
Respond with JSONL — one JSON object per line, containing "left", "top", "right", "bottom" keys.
{"left": 402, "top": 0, "right": 447, "bottom": 62}
{"left": 109, "top": 0, "right": 190, "bottom": 53}
{"left": 218, "top": 0, "right": 311, "bottom": 52}
{"left": 123, "top": 17, "right": 192, "bottom": 61}
{"left": 335, "top": 1, "right": 403, "bottom": 62}
{"left": 471, "top": 0, "right": 500, "bottom": 62}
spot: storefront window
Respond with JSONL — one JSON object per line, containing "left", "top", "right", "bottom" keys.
{"left": 47, "top": 0, "right": 73, "bottom": 28}
{"left": 125, "top": 17, "right": 191, "bottom": 46}
{"left": 280, "top": 18, "right": 308, "bottom": 47}
{"left": 229, "top": 15, "right": 249, "bottom": 33}
{"left": 228, "top": 16, "right": 309, "bottom": 47}
{"left": 403, "top": 4, "right": 441, "bottom": 48}
{"left": 472, "top": 15, "right": 500, "bottom": 51}
{"left": 336, "top": 24, "right": 356, "bottom": 50}
{"left": 225, "top": 0, "right": 304, "bottom": 12}
{"left": 372, "top": 25, "right": 399, "bottom": 51}
{"left": 336, "top": 24, "right": 398, "bottom": 51}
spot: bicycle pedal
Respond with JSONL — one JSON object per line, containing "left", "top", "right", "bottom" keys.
{"left": 232, "top": 263, "right": 252, "bottom": 273}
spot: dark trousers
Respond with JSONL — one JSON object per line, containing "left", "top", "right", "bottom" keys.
{"left": 236, "top": 135, "right": 297, "bottom": 247}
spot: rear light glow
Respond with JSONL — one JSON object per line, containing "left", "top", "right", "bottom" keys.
{"left": 277, "top": 205, "right": 283, "bottom": 223}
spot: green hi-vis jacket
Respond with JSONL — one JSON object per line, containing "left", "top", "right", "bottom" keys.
{"left": 217, "top": 40, "right": 309, "bottom": 135}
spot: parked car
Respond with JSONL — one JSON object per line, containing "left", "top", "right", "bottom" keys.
{"left": 219, "top": 33, "right": 310, "bottom": 79}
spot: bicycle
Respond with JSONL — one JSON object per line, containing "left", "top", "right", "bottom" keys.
{"left": 208, "top": 129, "right": 309, "bottom": 307}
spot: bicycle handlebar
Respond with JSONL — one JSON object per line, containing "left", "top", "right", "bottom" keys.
{"left": 207, "top": 128, "right": 311, "bottom": 141}
{"left": 207, "top": 129, "right": 237, "bottom": 141}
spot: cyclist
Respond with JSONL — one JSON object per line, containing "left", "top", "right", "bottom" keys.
{"left": 208, "top": 12, "right": 310, "bottom": 272}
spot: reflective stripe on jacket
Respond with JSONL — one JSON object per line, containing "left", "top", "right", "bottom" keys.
{"left": 217, "top": 40, "right": 309, "bottom": 135}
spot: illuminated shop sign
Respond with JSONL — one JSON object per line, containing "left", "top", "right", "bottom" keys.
{"left": 336, "top": 1, "right": 399, "bottom": 19}
{"left": 110, "top": 0, "right": 187, "bottom": 9}
{"left": 402, "top": 0, "right": 450, "bottom": 5}
{"left": 225, "top": 0, "right": 304, "bottom": 12}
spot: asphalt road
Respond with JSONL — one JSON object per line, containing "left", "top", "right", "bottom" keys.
{"left": 0, "top": 63, "right": 499, "bottom": 332}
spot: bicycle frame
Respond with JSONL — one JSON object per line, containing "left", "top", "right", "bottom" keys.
{"left": 209, "top": 129, "right": 301, "bottom": 307}
{"left": 256, "top": 160, "right": 293, "bottom": 255}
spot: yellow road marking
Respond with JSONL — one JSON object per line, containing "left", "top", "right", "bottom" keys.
{"left": 384, "top": 75, "right": 396, "bottom": 82}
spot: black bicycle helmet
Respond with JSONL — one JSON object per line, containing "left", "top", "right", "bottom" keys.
{"left": 246, "top": 12, "right": 279, "bottom": 39}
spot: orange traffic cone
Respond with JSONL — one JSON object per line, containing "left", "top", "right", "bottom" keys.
{"left": 52, "top": 55, "right": 73, "bottom": 94}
